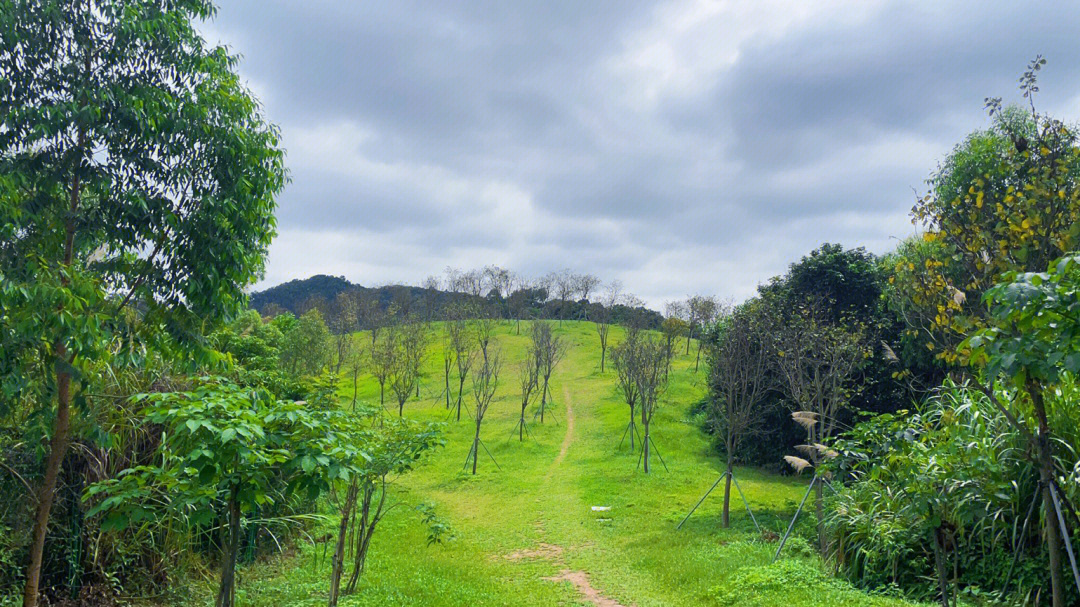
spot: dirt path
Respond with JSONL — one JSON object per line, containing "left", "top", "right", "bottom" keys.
{"left": 517, "top": 384, "right": 629, "bottom": 607}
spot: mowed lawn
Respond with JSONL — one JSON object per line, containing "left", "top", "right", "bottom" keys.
{"left": 193, "top": 321, "right": 927, "bottom": 607}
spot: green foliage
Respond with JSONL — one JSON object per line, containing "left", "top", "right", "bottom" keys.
{"left": 965, "top": 254, "right": 1080, "bottom": 385}
{"left": 827, "top": 382, "right": 1043, "bottom": 600}
{"left": 279, "top": 309, "right": 333, "bottom": 377}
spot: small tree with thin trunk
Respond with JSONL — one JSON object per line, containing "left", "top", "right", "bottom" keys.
{"left": 771, "top": 297, "right": 870, "bottom": 554}
{"left": 474, "top": 308, "right": 498, "bottom": 363}
{"left": 370, "top": 323, "right": 397, "bottom": 408}
{"left": 465, "top": 349, "right": 502, "bottom": 474}
{"left": 611, "top": 326, "right": 642, "bottom": 451}
{"left": 389, "top": 320, "right": 428, "bottom": 416}
{"left": 532, "top": 321, "right": 567, "bottom": 423}
{"left": 635, "top": 335, "right": 670, "bottom": 473}
{"left": 447, "top": 310, "right": 477, "bottom": 421}
{"left": 515, "top": 346, "right": 541, "bottom": 441}
{"left": 708, "top": 301, "right": 772, "bottom": 527}
{"left": 331, "top": 291, "right": 360, "bottom": 374}
{"left": 595, "top": 281, "right": 622, "bottom": 372}
{"left": 344, "top": 334, "right": 366, "bottom": 410}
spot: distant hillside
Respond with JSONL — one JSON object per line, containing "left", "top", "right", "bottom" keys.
{"left": 248, "top": 275, "right": 663, "bottom": 330}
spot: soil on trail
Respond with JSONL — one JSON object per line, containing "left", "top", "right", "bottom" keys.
{"left": 516, "top": 384, "right": 629, "bottom": 607}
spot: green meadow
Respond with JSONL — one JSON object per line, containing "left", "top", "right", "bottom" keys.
{"left": 193, "top": 321, "right": 926, "bottom": 607}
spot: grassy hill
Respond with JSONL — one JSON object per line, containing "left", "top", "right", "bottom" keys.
{"left": 190, "top": 321, "right": 926, "bottom": 607}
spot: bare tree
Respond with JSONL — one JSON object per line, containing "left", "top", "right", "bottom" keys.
{"left": 447, "top": 310, "right": 476, "bottom": 421}
{"left": 389, "top": 319, "right": 428, "bottom": 416}
{"left": 709, "top": 301, "right": 771, "bottom": 527}
{"left": 771, "top": 297, "right": 871, "bottom": 554}
{"left": 507, "top": 273, "right": 532, "bottom": 334}
{"left": 532, "top": 321, "right": 567, "bottom": 423}
{"left": 421, "top": 275, "right": 441, "bottom": 322}
{"left": 369, "top": 322, "right": 397, "bottom": 408}
{"left": 473, "top": 308, "right": 498, "bottom": 364}
{"left": 614, "top": 333, "right": 669, "bottom": 473}
{"left": 515, "top": 345, "right": 541, "bottom": 441}
{"left": 575, "top": 273, "right": 601, "bottom": 320}
{"left": 551, "top": 269, "right": 578, "bottom": 325}
{"left": 611, "top": 326, "right": 642, "bottom": 451}
{"left": 465, "top": 348, "right": 502, "bottom": 474}
{"left": 595, "top": 280, "right": 622, "bottom": 372}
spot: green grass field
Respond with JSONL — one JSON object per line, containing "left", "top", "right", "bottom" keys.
{"left": 194, "top": 321, "right": 927, "bottom": 607}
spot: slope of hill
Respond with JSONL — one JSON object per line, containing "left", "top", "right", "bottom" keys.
{"left": 179, "top": 321, "right": 928, "bottom": 607}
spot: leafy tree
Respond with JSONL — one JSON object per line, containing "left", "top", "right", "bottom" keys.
{"left": 900, "top": 58, "right": 1080, "bottom": 363}
{"left": 280, "top": 308, "right": 333, "bottom": 377}
{"left": 531, "top": 321, "right": 566, "bottom": 423}
{"left": 86, "top": 380, "right": 338, "bottom": 607}
{"left": 965, "top": 254, "right": 1080, "bottom": 606}
{"left": 465, "top": 348, "right": 501, "bottom": 475}
{"left": 660, "top": 316, "right": 687, "bottom": 363}
{"left": 329, "top": 417, "right": 442, "bottom": 602}
{"left": 0, "top": 2, "right": 285, "bottom": 602}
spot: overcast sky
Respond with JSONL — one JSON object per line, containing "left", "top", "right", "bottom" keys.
{"left": 202, "top": 1, "right": 1080, "bottom": 308}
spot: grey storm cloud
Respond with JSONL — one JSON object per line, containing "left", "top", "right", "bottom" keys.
{"left": 202, "top": 0, "right": 1080, "bottom": 307}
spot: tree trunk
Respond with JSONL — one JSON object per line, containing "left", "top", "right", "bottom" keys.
{"left": 444, "top": 361, "right": 451, "bottom": 409}
{"left": 722, "top": 459, "right": 733, "bottom": 528}
{"left": 379, "top": 382, "right": 384, "bottom": 406}
{"left": 600, "top": 345, "right": 606, "bottom": 373}
{"left": 456, "top": 376, "right": 466, "bottom": 421}
{"left": 398, "top": 400, "right": 404, "bottom": 416}
{"left": 695, "top": 342, "right": 702, "bottom": 372}
{"left": 643, "top": 416, "right": 651, "bottom": 474}
{"left": 22, "top": 353, "right": 72, "bottom": 607}
{"left": 328, "top": 481, "right": 359, "bottom": 607}
{"left": 216, "top": 488, "right": 242, "bottom": 607}
{"left": 933, "top": 527, "right": 950, "bottom": 607}
{"left": 539, "top": 380, "right": 548, "bottom": 423}
{"left": 519, "top": 406, "right": 526, "bottom": 441}
{"left": 472, "top": 420, "right": 481, "bottom": 475}
{"left": 24, "top": 138, "right": 84, "bottom": 607}
{"left": 1031, "top": 382, "right": 1065, "bottom": 607}
{"left": 686, "top": 329, "right": 692, "bottom": 355}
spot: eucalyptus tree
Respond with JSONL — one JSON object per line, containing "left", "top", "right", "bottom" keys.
{"left": 532, "top": 321, "right": 566, "bottom": 423}
{"left": 575, "top": 273, "right": 601, "bottom": 319}
{"left": 465, "top": 349, "right": 502, "bottom": 474}
{"left": 0, "top": 2, "right": 285, "bottom": 603}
